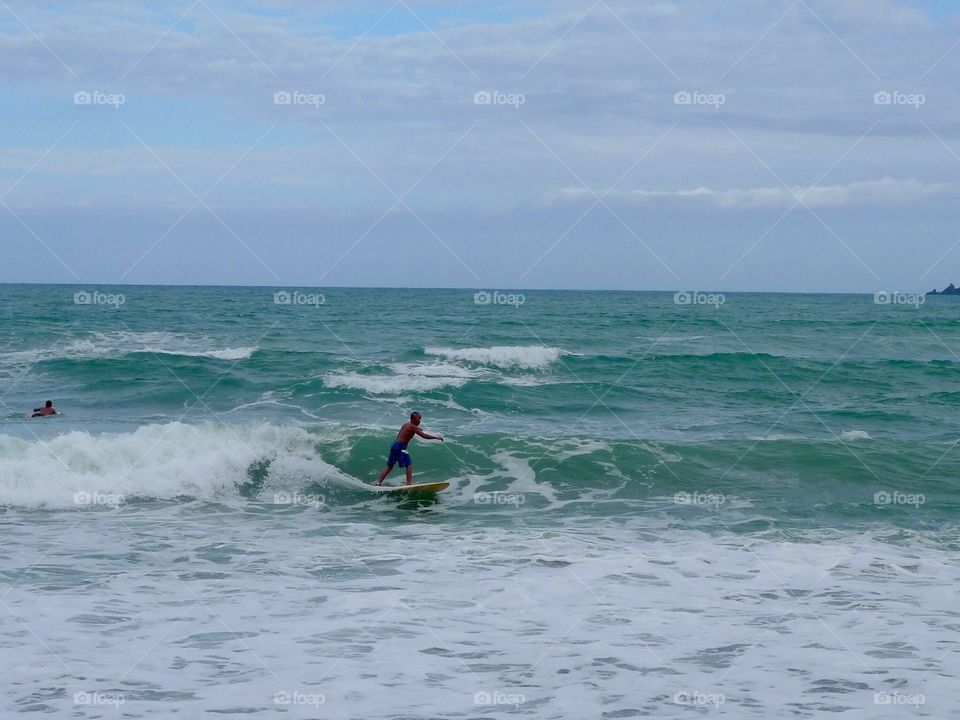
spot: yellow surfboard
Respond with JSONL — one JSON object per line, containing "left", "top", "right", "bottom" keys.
{"left": 375, "top": 481, "right": 449, "bottom": 497}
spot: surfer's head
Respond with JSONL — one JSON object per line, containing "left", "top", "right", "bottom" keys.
{"left": 410, "top": 411, "right": 422, "bottom": 425}
{"left": 45, "top": 400, "right": 53, "bottom": 408}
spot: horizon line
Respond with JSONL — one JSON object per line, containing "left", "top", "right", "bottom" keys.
{"left": 0, "top": 282, "right": 950, "bottom": 296}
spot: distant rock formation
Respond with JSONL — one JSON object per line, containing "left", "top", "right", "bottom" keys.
{"left": 928, "top": 283, "right": 960, "bottom": 296}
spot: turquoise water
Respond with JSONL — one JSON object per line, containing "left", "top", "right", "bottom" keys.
{"left": 1, "top": 285, "right": 958, "bottom": 717}
{"left": 2, "top": 285, "right": 958, "bottom": 523}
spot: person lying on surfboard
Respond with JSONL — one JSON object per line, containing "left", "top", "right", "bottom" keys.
{"left": 31, "top": 400, "right": 57, "bottom": 417}
{"left": 376, "top": 412, "right": 443, "bottom": 486}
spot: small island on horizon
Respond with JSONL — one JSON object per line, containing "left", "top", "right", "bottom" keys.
{"left": 927, "top": 283, "right": 960, "bottom": 296}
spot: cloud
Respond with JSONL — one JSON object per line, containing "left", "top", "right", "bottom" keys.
{"left": 544, "top": 177, "right": 959, "bottom": 209}
{"left": 3, "top": 0, "right": 960, "bottom": 289}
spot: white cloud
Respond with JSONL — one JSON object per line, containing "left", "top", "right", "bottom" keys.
{"left": 545, "top": 177, "right": 958, "bottom": 209}
{"left": 3, "top": 0, "right": 960, "bottom": 288}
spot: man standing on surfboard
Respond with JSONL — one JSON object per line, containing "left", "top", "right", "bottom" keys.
{"left": 376, "top": 412, "right": 443, "bottom": 486}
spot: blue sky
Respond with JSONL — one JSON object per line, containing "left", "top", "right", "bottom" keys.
{"left": 2, "top": 0, "right": 960, "bottom": 292}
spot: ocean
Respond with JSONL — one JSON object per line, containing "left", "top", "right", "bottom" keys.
{"left": 1, "top": 284, "right": 957, "bottom": 717}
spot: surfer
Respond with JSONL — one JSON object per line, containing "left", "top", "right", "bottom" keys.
{"left": 31, "top": 400, "right": 58, "bottom": 417}
{"left": 376, "top": 412, "right": 443, "bottom": 486}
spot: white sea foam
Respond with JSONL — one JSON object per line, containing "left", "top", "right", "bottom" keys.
{"left": 323, "top": 373, "right": 468, "bottom": 394}
{"left": 0, "top": 422, "right": 342, "bottom": 508}
{"left": 524, "top": 436, "right": 612, "bottom": 461}
{"left": 0, "top": 331, "right": 255, "bottom": 368}
{"left": 639, "top": 334, "right": 707, "bottom": 343}
{"left": 424, "top": 345, "right": 565, "bottom": 370}
{"left": 316, "top": 349, "right": 566, "bottom": 396}
{"left": 498, "top": 375, "right": 558, "bottom": 387}
{"left": 324, "top": 366, "right": 474, "bottom": 395}
{"left": 158, "top": 346, "right": 255, "bottom": 360}
{"left": 88, "top": 331, "right": 256, "bottom": 360}
{"left": 390, "top": 362, "right": 479, "bottom": 379}
{"left": 840, "top": 429, "right": 872, "bottom": 441}
{"left": 489, "top": 450, "right": 559, "bottom": 504}
{"left": 5, "top": 518, "right": 954, "bottom": 718}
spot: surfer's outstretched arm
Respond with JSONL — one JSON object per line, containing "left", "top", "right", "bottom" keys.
{"left": 415, "top": 427, "right": 443, "bottom": 442}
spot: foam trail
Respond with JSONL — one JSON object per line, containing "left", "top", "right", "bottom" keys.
{"left": 0, "top": 331, "right": 256, "bottom": 367}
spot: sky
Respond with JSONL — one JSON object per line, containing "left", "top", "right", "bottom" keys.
{"left": 1, "top": 0, "right": 960, "bottom": 292}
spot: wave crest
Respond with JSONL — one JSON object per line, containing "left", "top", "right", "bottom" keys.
{"left": 0, "top": 422, "right": 337, "bottom": 508}
{"left": 424, "top": 345, "right": 564, "bottom": 370}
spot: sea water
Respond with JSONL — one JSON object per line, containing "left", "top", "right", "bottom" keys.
{"left": 1, "top": 285, "right": 958, "bottom": 717}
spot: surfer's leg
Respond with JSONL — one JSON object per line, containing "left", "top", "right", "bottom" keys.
{"left": 377, "top": 464, "right": 394, "bottom": 486}
{"left": 405, "top": 465, "right": 413, "bottom": 485}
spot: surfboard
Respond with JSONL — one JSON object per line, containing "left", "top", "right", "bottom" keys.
{"left": 375, "top": 481, "right": 449, "bottom": 496}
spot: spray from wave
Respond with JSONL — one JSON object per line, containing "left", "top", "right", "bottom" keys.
{"left": 0, "top": 422, "right": 343, "bottom": 508}
{"left": 424, "top": 345, "right": 565, "bottom": 370}
{"left": 323, "top": 362, "right": 479, "bottom": 394}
